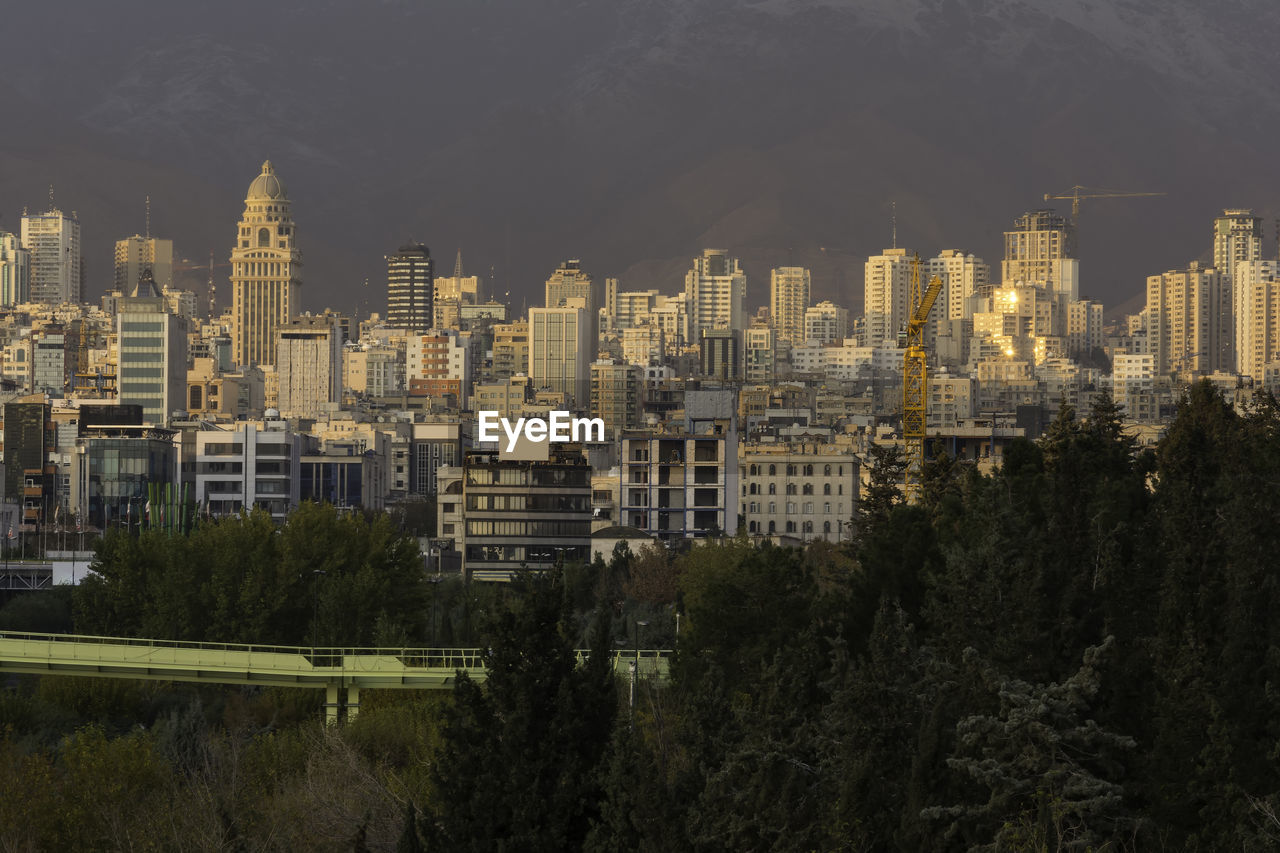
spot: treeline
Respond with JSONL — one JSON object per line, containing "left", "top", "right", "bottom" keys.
{"left": 1, "top": 382, "right": 1279, "bottom": 849}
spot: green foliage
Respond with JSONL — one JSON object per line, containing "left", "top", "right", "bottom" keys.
{"left": 74, "top": 502, "right": 428, "bottom": 646}
{"left": 427, "top": 569, "right": 618, "bottom": 850}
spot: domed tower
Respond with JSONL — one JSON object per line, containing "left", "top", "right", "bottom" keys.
{"left": 229, "top": 160, "right": 302, "bottom": 367}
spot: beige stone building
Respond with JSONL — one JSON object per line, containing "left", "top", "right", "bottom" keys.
{"left": 230, "top": 161, "right": 301, "bottom": 367}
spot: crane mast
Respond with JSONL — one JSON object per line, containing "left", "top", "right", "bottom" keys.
{"left": 902, "top": 254, "right": 944, "bottom": 503}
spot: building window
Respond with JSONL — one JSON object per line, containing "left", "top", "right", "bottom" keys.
{"left": 823, "top": 483, "right": 831, "bottom": 495}
{"left": 824, "top": 464, "right": 831, "bottom": 476}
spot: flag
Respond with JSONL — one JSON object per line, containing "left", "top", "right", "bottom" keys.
{"left": 75, "top": 514, "right": 81, "bottom": 533}
{"left": 144, "top": 500, "right": 150, "bottom": 522}
{"left": 6, "top": 528, "right": 12, "bottom": 541}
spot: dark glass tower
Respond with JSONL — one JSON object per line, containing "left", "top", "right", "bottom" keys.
{"left": 387, "top": 243, "right": 433, "bottom": 334}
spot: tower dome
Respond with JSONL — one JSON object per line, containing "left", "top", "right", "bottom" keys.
{"left": 246, "top": 160, "right": 287, "bottom": 201}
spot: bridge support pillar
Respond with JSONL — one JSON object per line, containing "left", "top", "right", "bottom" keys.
{"left": 347, "top": 686, "right": 360, "bottom": 722}
{"left": 325, "top": 683, "right": 340, "bottom": 725}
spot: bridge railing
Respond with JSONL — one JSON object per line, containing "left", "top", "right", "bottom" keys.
{"left": 0, "top": 631, "right": 671, "bottom": 676}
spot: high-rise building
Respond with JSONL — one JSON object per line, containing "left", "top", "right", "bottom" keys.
{"left": 530, "top": 301, "right": 592, "bottom": 405}
{"left": 864, "top": 248, "right": 913, "bottom": 347}
{"left": 770, "top": 267, "right": 810, "bottom": 346}
{"left": 928, "top": 250, "right": 990, "bottom": 321}
{"left": 21, "top": 207, "right": 81, "bottom": 305}
{"left": 114, "top": 235, "right": 174, "bottom": 293}
{"left": 406, "top": 331, "right": 471, "bottom": 406}
{"left": 117, "top": 269, "right": 188, "bottom": 425}
{"left": 700, "top": 328, "right": 740, "bottom": 381}
{"left": 277, "top": 316, "right": 342, "bottom": 418}
{"left": 0, "top": 232, "right": 30, "bottom": 307}
{"left": 1001, "top": 210, "right": 1078, "bottom": 302}
{"left": 1232, "top": 260, "right": 1280, "bottom": 380}
{"left": 545, "top": 259, "right": 594, "bottom": 311}
{"left": 386, "top": 242, "right": 433, "bottom": 334}
{"left": 685, "top": 250, "right": 745, "bottom": 344}
{"left": 230, "top": 161, "right": 302, "bottom": 367}
{"left": 1145, "top": 262, "right": 1231, "bottom": 376}
{"left": 489, "top": 321, "right": 529, "bottom": 382}
{"left": 545, "top": 259, "right": 597, "bottom": 354}
{"left": 1213, "top": 209, "right": 1263, "bottom": 283}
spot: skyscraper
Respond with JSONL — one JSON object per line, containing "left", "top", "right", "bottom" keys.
{"left": 1214, "top": 210, "right": 1264, "bottom": 374}
{"left": 927, "top": 250, "right": 990, "bottom": 321}
{"left": 115, "top": 236, "right": 174, "bottom": 293}
{"left": 21, "top": 206, "right": 81, "bottom": 305}
{"left": 0, "top": 232, "right": 30, "bottom": 308}
{"left": 863, "top": 248, "right": 913, "bottom": 348}
{"left": 230, "top": 161, "right": 302, "bottom": 367}
{"left": 685, "top": 249, "right": 745, "bottom": 344}
{"left": 386, "top": 242, "right": 433, "bottom": 334}
{"left": 530, "top": 299, "right": 592, "bottom": 406}
{"left": 770, "top": 267, "right": 810, "bottom": 346}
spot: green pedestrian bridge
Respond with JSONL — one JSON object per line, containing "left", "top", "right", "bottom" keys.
{"left": 0, "top": 631, "right": 671, "bottom": 723}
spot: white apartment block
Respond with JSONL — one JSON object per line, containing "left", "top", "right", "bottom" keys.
{"left": 685, "top": 249, "right": 745, "bottom": 342}
{"left": 864, "top": 248, "right": 912, "bottom": 348}
{"left": 804, "top": 301, "right": 849, "bottom": 345}
{"left": 21, "top": 208, "right": 81, "bottom": 305}
{"left": 928, "top": 250, "right": 990, "bottom": 321}
{"left": 277, "top": 316, "right": 342, "bottom": 418}
{"left": 194, "top": 421, "right": 301, "bottom": 521}
{"left": 770, "top": 267, "right": 810, "bottom": 346}
{"left": 1145, "top": 262, "right": 1231, "bottom": 376}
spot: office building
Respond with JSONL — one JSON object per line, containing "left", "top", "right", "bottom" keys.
{"left": 770, "top": 267, "right": 810, "bottom": 346}
{"left": 0, "top": 232, "right": 30, "bottom": 307}
{"left": 277, "top": 315, "right": 343, "bottom": 418}
{"left": 230, "top": 160, "right": 302, "bottom": 367}
{"left": 530, "top": 301, "right": 592, "bottom": 405}
{"left": 21, "top": 206, "right": 81, "bottom": 305}
{"left": 386, "top": 242, "right": 433, "bottom": 334}
{"left": 743, "top": 324, "right": 776, "bottom": 385}
{"left": 117, "top": 268, "right": 188, "bottom": 425}
{"left": 439, "top": 447, "right": 592, "bottom": 582}
{"left": 194, "top": 420, "right": 301, "bottom": 520}
{"left": 700, "top": 328, "right": 740, "bottom": 381}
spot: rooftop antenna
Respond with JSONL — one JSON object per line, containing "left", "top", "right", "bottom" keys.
{"left": 49, "top": 184, "right": 55, "bottom": 209}
{"left": 891, "top": 200, "right": 897, "bottom": 249}
{"left": 454, "top": 248, "right": 464, "bottom": 278}
{"left": 145, "top": 195, "right": 152, "bottom": 240}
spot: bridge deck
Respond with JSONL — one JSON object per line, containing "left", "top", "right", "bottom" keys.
{"left": 0, "top": 631, "right": 670, "bottom": 692}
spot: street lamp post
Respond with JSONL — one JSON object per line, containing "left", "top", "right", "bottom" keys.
{"left": 631, "top": 619, "right": 649, "bottom": 723}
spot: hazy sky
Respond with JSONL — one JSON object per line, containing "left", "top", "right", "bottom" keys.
{"left": 4, "top": 0, "right": 1279, "bottom": 316}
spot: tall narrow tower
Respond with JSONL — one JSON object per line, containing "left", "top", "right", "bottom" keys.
{"left": 21, "top": 206, "right": 81, "bottom": 305}
{"left": 386, "top": 242, "right": 433, "bottom": 334}
{"left": 230, "top": 161, "right": 302, "bottom": 367}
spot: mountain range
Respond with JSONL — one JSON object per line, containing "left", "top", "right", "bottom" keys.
{"left": 3, "top": 0, "right": 1279, "bottom": 318}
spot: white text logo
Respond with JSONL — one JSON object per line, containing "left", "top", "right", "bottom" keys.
{"left": 477, "top": 410, "right": 605, "bottom": 452}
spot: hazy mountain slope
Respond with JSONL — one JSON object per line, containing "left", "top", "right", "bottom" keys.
{"left": 3, "top": 0, "right": 1278, "bottom": 312}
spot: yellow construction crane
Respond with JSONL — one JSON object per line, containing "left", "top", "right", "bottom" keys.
{"left": 902, "top": 255, "right": 944, "bottom": 503}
